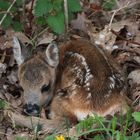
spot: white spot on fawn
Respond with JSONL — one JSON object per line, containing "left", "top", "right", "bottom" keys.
{"left": 109, "top": 76, "right": 115, "bottom": 89}
{"left": 68, "top": 52, "right": 93, "bottom": 89}
{"left": 74, "top": 110, "right": 92, "bottom": 120}
{"left": 86, "top": 87, "right": 90, "bottom": 91}
{"left": 86, "top": 82, "right": 90, "bottom": 87}
{"left": 87, "top": 93, "right": 92, "bottom": 99}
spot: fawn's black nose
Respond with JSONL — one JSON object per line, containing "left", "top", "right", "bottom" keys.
{"left": 23, "top": 103, "right": 40, "bottom": 116}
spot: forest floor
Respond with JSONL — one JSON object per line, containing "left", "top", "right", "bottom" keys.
{"left": 0, "top": 0, "right": 140, "bottom": 140}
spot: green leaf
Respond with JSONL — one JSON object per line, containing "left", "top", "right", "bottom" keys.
{"left": 111, "top": 116, "right": 117, "bottom": 131}
{"left": 53, "top": 0, "right": 63, "bottom": 12}
{"left": 132, "top": 112, "right": 140, "bottom": 122}
{"left": 34, "top": 0, "right": 53, "bottom": 17}
{"left": 102, "top": 0, "right": 116, "bottom": 11}
{"left": 47, "top": 12, "right": 65, "bottom": 34}
{"left": 12, "top": 21, "right": 23, "bottom": 31}
{"left": 68, "top": 0, "right": 81, "bottom": 12}
{"left": 0, "top": 100, "right": 8, "bottom": 109}
{"left": 116, "top": 131, "right": 121, "bottom": 140}
{"left": 16, "top": 0, "right": 23, "bottom": 6}
{"left": 125, "top": 133, "right": 140, "bottom": 140}
{"left": 35, "top": 16, "right": 47, "bottom": 26}
{"left": 0, "top": 0, "right": 10, "bottom": 10}
{"left": 44, "top": 134, "right": 56, "bottom": 140}
{"left": 0, "top": 0, "right": 16, "bottom": 12}
{"left": 94, "top": 135, "right": 105, "bottom": 140}
{"left": 16, "top": 136, "right": 28, "bottom": 140}
{"left": 0, "top": 14, "right": 12, "bottom": 29}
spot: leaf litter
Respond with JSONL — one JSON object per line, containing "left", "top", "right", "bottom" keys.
{"left": 0, "top": 0, "right": 140, "bottom": 139}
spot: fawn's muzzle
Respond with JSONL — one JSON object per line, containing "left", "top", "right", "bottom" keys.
{"left": 23, "top": 103, "right": 40, "bottom": 116}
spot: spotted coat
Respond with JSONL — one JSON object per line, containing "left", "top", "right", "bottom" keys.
{"left": 50, "top": 40, "right": 128, "bottom": 122}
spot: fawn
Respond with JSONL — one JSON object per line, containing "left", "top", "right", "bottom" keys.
{"left": 13, "top": 37, "right": 128, "bottom": 122}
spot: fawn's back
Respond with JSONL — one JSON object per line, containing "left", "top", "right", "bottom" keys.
{"left": 50, "top": 40, "right": 128, "bottom": 122}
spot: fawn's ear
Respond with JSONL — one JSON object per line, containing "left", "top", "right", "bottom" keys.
{"left": 13, "top": 36, "right": 25, "bottom": 65}
{"left": 45, "top": 42, "right": 59, "bottom": 67}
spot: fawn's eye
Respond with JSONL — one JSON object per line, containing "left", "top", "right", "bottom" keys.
{"left": 41, "top": 83, "right": 50, "bottom": 93}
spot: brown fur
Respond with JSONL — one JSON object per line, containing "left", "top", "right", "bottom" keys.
{"left": 18, "top": 52, "right": 57, "bottom": 106}
{"left": 14, "top": 39, "right": 128, "bottom": 122}
{"left": 50, "top": 40, "right": 128, "bottom": 121}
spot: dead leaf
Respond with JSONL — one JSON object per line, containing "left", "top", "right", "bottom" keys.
{"left": 94, "top": 26, "right": 117, "bottom": 53}
{"left": 127, "top": 69, "right": 140, "bottom": 111}
{"left": 71, "top": 12, "right": 90, "bottom": 33}
{"left": 6, "top": 127, "right": 14, "bottom": 140}
{"left": 7, "top": 70, "right": 18, "bottom": 85}
{"left": 93, "top": 19, "right": 140, "bottom": 53}
{"left": 128, "top": 69, "right": 140, "bottom": 85}
{"left": 14, "top": 32, "right": 31, "bottom": 44}
{"left": 37, "top": 33, "right": 56, "bottom": 45}
{"left": 0, "top": 125, "right": 6, "bottom": 139}
{"left": 0, "top": 63, "right": 7, "bottom": 78}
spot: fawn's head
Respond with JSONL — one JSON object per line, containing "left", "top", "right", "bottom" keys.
{"left": 13, "top": 37, "right": 59, "bottom": 116}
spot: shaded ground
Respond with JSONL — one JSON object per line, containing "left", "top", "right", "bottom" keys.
{"left": 0, "top": 0, "right": 140, "bottom": 139}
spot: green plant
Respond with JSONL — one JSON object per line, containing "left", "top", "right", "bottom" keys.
{"left": 0, "top": 99, "right": 9, "bottom": 109}
{"left": 0, "top": 0, "right": 23, "bottom": 31}
{"left": 16, "top": 136, "right": 28, "bottom": 140}
{"left": 132, "top": 112, "right": 140, "bottom": 123}
{"left": 44, "top": 111, "right": 140, "bottom": 140}
{"left": 0, "top": 0, "right": 81, "bottom": 34}
{"left": 34, "top": 0, "right": 81, "bottom": 34}
{"left": 102, "top": 0, "right": 116, "bottom": 11}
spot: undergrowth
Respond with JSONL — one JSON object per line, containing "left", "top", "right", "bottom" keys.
{"left": 44, "top": 112, "right": 140, "bottom": 140}
{"left": 1, "top": 99, "right": 140, "bottom": 140}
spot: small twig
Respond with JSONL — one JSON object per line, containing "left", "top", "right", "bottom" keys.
{"left": 109, "top": 1, "right": 130, "bottom": 27}
{"left": 6, "top": 110, "right": 80, "bottom": 137}
{"left": 0, "top": 54, "right": 11, "bottom": 57}
{"left": 64, "top": 0, "right": 69, "bottom": 33}
{"left": 25, "top": 27, "right": 49, "bottom": 48}
{"left": 29, "top": 0, "right": 35, "bottom": 29}
{"left": 0, "top": 51, "right": 6, "bottom": 63}
{"left": 22, "top": 0, "right": 26, "bottom": 31}
{"left": 132, "top": 95, "right": 140, "bottom": 106}
{"left": 111, "top": 29, "right": 140, "bottom": 46}
{"left": 31, "top": 27, "right": 49, "bottom": 42}
{"left": 115, "top": 0, "right": 121, "bottom": 8}
{"left": 0, "top": 11, "right": 7, "bottom": 14}
{"left": 30, "top": 0, "right": 35, "bottom": 11}
{"left": 0, "top": 0, "right": 17, "bottom": 26}
{"left": 113, "top": 48, "right": 140, "bottom": 56}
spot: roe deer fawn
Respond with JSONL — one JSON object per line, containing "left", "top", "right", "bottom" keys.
{"left": 13, "top": 37, "right": 128, "bottom": 122}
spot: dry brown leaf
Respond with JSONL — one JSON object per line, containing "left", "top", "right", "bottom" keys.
{"left": 11, "top": 98, "right": 22, "bottom": 108}
{"left": 128, "top": 69, "right": 140, "bottom": 111}
{"left": 37, "top": 34, "right": 56, "bottom": 45}
{"left": 93, "top": 19, "right": 139, "bottom": 53}
{"left": 0, "top": 36, "right": 7, "bottom": 50}
{"left": 6, "top": 127, "right": 14, "bottom": 140}
{"left": 0, "top": 125, "right": 5, "bottom": 139}
{"left": 128, "top": 69, "right": 140, "bottom": 85}
{"left": 71, "top": 12, "right": 90, "bottom": 33}
{"left": 95, "top": 26, "right": 117, "bottom": 52}
{"left": 0, "top": 89, "right": 6, "bottom": 100}
{"left": 7, "top": 70, "right": 18, "bottom": 85}
{"left": 0, "top": 29, "right": 30, "bottom": 49}
{"left": 37, "top": 31, "right": 56, "bottom": 45}
{"left": 14, "top": 32, "right": 31, "bottom": 44}
{"left": 13, "top": 133, "right": 32, "bottom": 140}
{"left": 0, "top": 63, "right": 7, "bottom": 78}
{"left": 8, "top": 54, "right": 15, "bottom": 67}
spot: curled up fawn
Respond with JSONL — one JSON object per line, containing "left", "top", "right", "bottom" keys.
{"left": 13, "top": 37, "right": 128, "bottom": 124}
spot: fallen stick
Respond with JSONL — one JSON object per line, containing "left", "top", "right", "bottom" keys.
{"left": 5, "top": 110, "right": 78, "bottom": 137}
